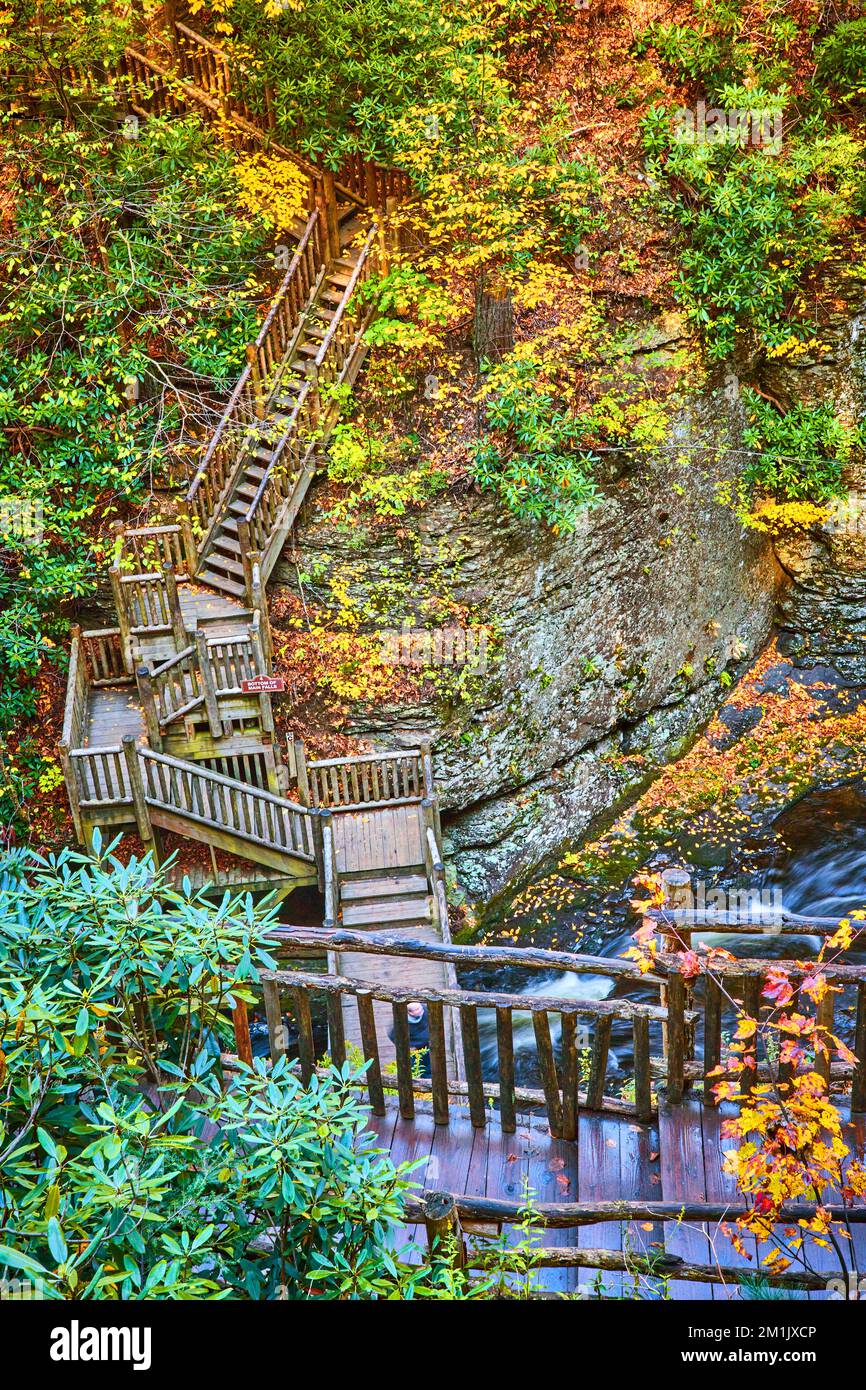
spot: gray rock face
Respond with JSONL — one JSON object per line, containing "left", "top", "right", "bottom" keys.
{"left": 770, "top": 304, "right": 866, "bottom": 683}
{"left": 277, "top": 361, "right": 781, "bottom": 904}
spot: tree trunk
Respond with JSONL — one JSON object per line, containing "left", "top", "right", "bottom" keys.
{"left": 473, "top": 274, "right": 514, "bottom": 363}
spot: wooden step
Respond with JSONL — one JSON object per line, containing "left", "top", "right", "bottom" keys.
{"left": 211, "top": 536, "right": 241, "bottom": 562}
{"left": 198, "top": 568, "right": 247, "bottom": 599}
{"left": 340, "top": 874, "right": 428, "bottom": 904}
{"left": 206, "top": 550, "right": 245, "bottom": 580}
{"left": 327, "top": 269, "right": 352, "bottom": 287}
{"left": 341, "top": 897, "right": 432, "bottom": 928}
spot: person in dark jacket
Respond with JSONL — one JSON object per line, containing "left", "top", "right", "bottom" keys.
{"left": 388, "top": 1000, "right": 431, "bottom": 1078}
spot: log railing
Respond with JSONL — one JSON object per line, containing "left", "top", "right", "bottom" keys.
{"left": 185, "top": 209, "right": 324, "bottom": 550}
{"left": 139, "top": 747, "right": 317, "bottom": 862}
{"left": 67, "top": 746, "right": 131, "bottom": 811}
{"left": 121, "top": 31, "right": 366, "bottom": 210}
{"left": 126, "top": 18, "right": 407, "bottom": 211}
{"left": 255, "top": 928, "right": 671, "bottom": 1133}
{"left": 405, "top": 1191, "right": 866, "bottom": 1294}
{"left": 237, "top": 385, "right": 317, "bottom": 568}
{"left": 109, "top": 563, "right": 187, "bottom": 668}
{"left": 79, "top": 628, "right": 129, "bottom": 687}
{"left": 138, "top": 616, "right": 272, "bottom": 745}
{"left": 646, "top": 876, "right": 866, "bottom": 1114}
{"left": 311, "top": 221, "right": 379, "bottom": 399}
{"left": 657, "top": 948, "right": 866, "bottom": 1114}
{"left": 139, "top": 643, "right": 203, "bottom": 737}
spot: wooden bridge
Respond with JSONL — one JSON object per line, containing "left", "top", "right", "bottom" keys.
{"left": 57, "top": 13, "right": 866, "bottom": 1299}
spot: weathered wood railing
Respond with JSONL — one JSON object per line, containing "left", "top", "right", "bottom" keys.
{"left": 110, "top": 564, "right": 186, "bottom": 667}
{"left": 124, "top": 18, "right": 409, "bottom": 212}
{"left": 184, "top": 209, "right": 325, "bottom": 552}
{"left": 255, "top": 928, "right": 671, "bottom": 1133}
{"left": 139, "top": 643, "right": 203, "bottom": 739}
{"left": 656, "top": 947, "right": 866, "bottom": 1114}
{"left": 119, "top": 43, "right": 353, "bottom": 212}
{"left": 406, "top": 1191, "right": 866, "bottom": 1294}
{"left": 645, "top": 872, "right": 866, "bottom": 1115}
{"left": 138, "top": 746, "right": 317, "bottom": 863}
{"left": 77, "top": 626, "right": 129, "bottom": 688}
{"left": 310, "top": 220, "right": 379, "bottom": 399}
{"left": 301, "top": 746, "right": 430, "bottom": 811}
{"left": 66, "top": 746, "right": 131, "bottom": 815}
{"left": 113, "top": 521, "right": 194, "bottom": 580}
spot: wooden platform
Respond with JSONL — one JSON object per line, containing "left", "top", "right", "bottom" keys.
{"left": 332, "top": 802, "right": 425, "bottom": 875}
{"left": 85, "top": 684, "right": 145, "bottom": 748}
{"left": 369, "top": 1098, "right": 865, "bottom": 1299}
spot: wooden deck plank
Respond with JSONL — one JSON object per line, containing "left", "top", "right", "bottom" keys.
{"left": 701, "top": 1104, "right": 755, "bottom": 1301}
{"left": 619, "top": 1116, "right": 664, "bottom": 1300}
{"left": 528, "top": 1113, "right": 580, "bottom": 1295}
{"left": 658, "top": 1098, "right": 714, "bottom": 1300}
{"left": 578, "top": 1112, "right": 623, "bottom": 1296}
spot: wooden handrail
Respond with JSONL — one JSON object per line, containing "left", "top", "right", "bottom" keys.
{"left": 140, "top": 746, "right": 317, "bottom": 814}
{"left": 125, "top": 36, "right": 365, "bottom": 207}
{"left": 240, "top": 379, "right": 314, "bottom": 523}
{"left": 264, "top": 925, "right": 659, "bottom": 983}
{"left": 187, "top": 208, "right": 321, "bottom": 520}
{"left": 307, "top": 748, "right": 422, "bottom": 769}
{"left": 261, "top": 967, "right": 669, "bottom": 1020}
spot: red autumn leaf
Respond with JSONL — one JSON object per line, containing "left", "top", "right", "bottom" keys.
{"left": 679, "top": 949, "right": 702, "bottom": 979}
{"left": 762, "top": 966, "right": 794, "bottom": 1007}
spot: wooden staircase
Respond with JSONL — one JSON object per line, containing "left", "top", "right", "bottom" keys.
{"left": 59, "top": 13, "right": 468, "bottom": 1080}
{"left": 194, "top": 248, "right": 360, "bottom": 597}
{"left": 340, "top": 871, "right": 433, "bottom": 930}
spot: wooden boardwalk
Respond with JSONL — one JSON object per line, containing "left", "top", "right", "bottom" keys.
{"left": 369, "top": 1098, "right": 863, "bottom": 1299}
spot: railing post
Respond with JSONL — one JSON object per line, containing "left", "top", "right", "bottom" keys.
{"left": 137, "top": 666, "right": 163, "bottom": 752}
{"left": 377, "top": 215, "right": 389, "bottom": 278}
{"left": 320, "top": 808, "right": 337, "bottom": 925}
{"left": 176, "top": 499, "right": 197, "bottom": 574}
{"left": 122, "top": 735, "right": 153, "bottom": 844}
{"left": 658, "top": 866, "right": 691, "bottom": 1065}
{"left": 419, "top": 738, "right": 441, "bottom": 844}
{"left": 237, "top": 523, "right": 254, "bottom": 607}
{"left": 246, "top": 343, "right": 266, "bottom": 419}
{"left": 420, "top": 1192, "right": 465, "bottom": 1271}
{"left": 110, "top": 567, "right": 133, "bottom": 672}
{"left": 321, "top": 169, "right": 341, "bottom": 259}
{"left": 195, "top": 628, "right": 224, "bottom": 738}
{"left": 294, "top": 738, "right": 310, "bottom": 806}
{"left": 57, "top": 739, "right": 83, "bottom": 843}
{"left": 163, "top": 564, "right": 187, "bottom": 650}
{"left": 250, "top": 556, "right": 272, "bottom": 663}
{"left": 306, "top": 363, "right": 321, "bottom": 425}
{"left": 232, "top": 1001, "right": 253, "bottom": 1067}
{"left": 250, "top": 618, "right": 275, "bottom": 737}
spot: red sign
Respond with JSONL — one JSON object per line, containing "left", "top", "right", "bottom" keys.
{"left": 241, "top": 675, "right": 286, "bottom": 694}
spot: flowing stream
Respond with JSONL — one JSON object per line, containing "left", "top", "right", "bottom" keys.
{"left": 467, "top": 782, "right": 866, "bottom": 1083}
